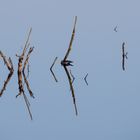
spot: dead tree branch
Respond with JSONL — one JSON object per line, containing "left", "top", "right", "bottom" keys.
{"left": 50, "top": 57, "right": 58, "bottom": 82}
{"left": 114, "top": 26, "right": 118, "bottom": 32}
{"left": 63, "top": 66, "right": 78, "bottom": 115}
{"left": 63, "top": 16, "right": 77, "bottom": 62}
{"left": 69, "top": 70, "right": 75, "bottom": 84}
{"left": 61, "top": 16, "right": 78, "bottom": 116}
{"left": 84, "top": 73, "right": 88, "bottom": 86}
{"left": 16, "top": 28, "right": 34, "bottom": 120}
{"left": 0, "top": 51, "right": 14, "bottom": 96}
{"left": 122, "top": 42, "right": 128, "bottom": 71}
{"left": 22, "top": 47, "right": 34, "bottom": 98}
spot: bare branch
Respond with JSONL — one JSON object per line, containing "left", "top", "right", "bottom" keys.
{"left": 22, "top": 47, "right": 34, "bottom": 98}
{"left": 23, "top": 93, "right": 33, "bottom": 120}
{"left": 61, "top": 17, "right": 78, "bottom": 116}
{"left": 63, "top": 16, "right": 77, "bottom": 61}
{"left": 50, "top": 57, "right": 58, "bottom": 82}
{"left": 63, "top": 66, "right": 78, "bottom": 116}
{"left": 0, "top": 51, "right": 14, "bottom": 96}
{"left": 69, "top": 70, "right": 75, "bottom": 84}
{"left": 114, "top": 26, "right": 118, "bottom": 32}
{"left": 16, "top": 55, "right": 24, "bottom": 97}
{"left": 21, "top": 28, "right": 32, "bottom": 58}
{"left": 122, "top": 42, "right": 128, "bottom": 71}
{"left": 16, "top": 28, "right": 34, "bottom": 120}
{"left": 0, "top": 51, "right": 13, "bottom": 70}
{"left": 27, "top": 63, "right": 30, "bottom": 78}
{"left": 84, "top": 73, "right": 88, "bottom": 86}
{"left": 16, "top": 29, "right": 32, "bottom": 97}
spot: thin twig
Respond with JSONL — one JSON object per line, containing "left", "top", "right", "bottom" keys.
{"left": 63, "top": 66, "right": 78, "bottom": 115}
{"left": 16, "top": 28, "right": 34, "bottom": 120}
{"left": 16, "top": 28, "right": 32, "bottom": 97}
{"left": 122, "top": 42, "right": 128, "bottom": 71}
{"left": 27, "top": 63, "right": 30, "bottom": 78}
{"left": 0, "top": 51, "right": 14, "bottom": 96}
{"left": 50, "top": 57, "right": 58, "bottom": 82}
{"left": 63, "top": 16, "right": 77, "bottom": 61}
{"left": 61, "top": 17, "right": 78, "bottom": 115}
{"left": 22, "top": 28, "right": 32, "bottom": 57}
{"left": 69, "top": 70, "right": 75, "bottom": 84}
{"left": 0, "top": 51, "right": 13, "bottom": 71}
{"left": 22, "top": 47, "right": 34, "bottom": 98}
{"left": 23, "top": 93, "right": 33, "bottom": 120}
{"left": 114, "top": 26, "right": 117, "bottom": 32}
{"left": 84, "top": 73, "right": 88, "bottom": 86}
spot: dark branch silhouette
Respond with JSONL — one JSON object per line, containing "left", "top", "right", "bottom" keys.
{"left": 63, "top": 66, "right": 78, "bottom": 115}
{"left": 61, "top": 16, "right": 78, "bottom": 116}
{"left": 26, "top": 61, "right": 30, "bottom": 79}
{"left": 84, "top": 73, "right": 88, "bottom": 86}
{"left": 122, "top": 42, "right": 128, "bottom": 71}
{"left": 22, "top": 47, "right": 34, "bottom": 98}
{"left": 114, "top": 26, "right": 118, "bottom": 32}
{"left": 69, "top": 70, "right": 75, "bottom": 84}
{"left": 50, "top": 57, "right": 58, "bottom": 82}
{"left": 62, "top": 16, "right": 77, "bottom": 62}
{"left": 16, "top": 28, "right": 34, "bottom": 120}
{"left": 0, "top": 51, "right": 14, "bottom": 96}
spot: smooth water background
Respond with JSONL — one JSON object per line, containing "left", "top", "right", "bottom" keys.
{"left": 0, "top": 0, "right": 140, "bottom": 139}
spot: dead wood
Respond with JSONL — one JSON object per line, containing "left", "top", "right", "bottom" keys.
{"left": 122, "top": 42, "right": 128, "bottom": 71}
{"left": 0, "top": 51, "right": 14, "bottom": 96}
{"left": 84, "top": 73, "right": 88, "bottom": 86}
{"left": 61, "top": 16, "right": 78, "bottom": 115}
{"left": 50, "top": 57, "right": 58, "bottom": 82}
{"left": 16, "top": 28, "right": 34, "bottom": 120}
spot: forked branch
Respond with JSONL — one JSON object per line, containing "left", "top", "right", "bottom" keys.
{"left": 22, "top": 47, "right": 34, "bottom": 98}
{"left": 122, "top": 42, "right": 128, "bottom": 71}
{"left": 84, "top": 73, "right": 88, "bottom": 86}
{"left": 16, "top": 28, "right": 34, "bottom": 120}
{"left": 50, "top": 57, "right": 58, "bottom": 82}
{"left": 61, "top": 16, "right": 78, "bottom": 115}
{"left": 0, "top": 51, "right": 14, "bottom": 96}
